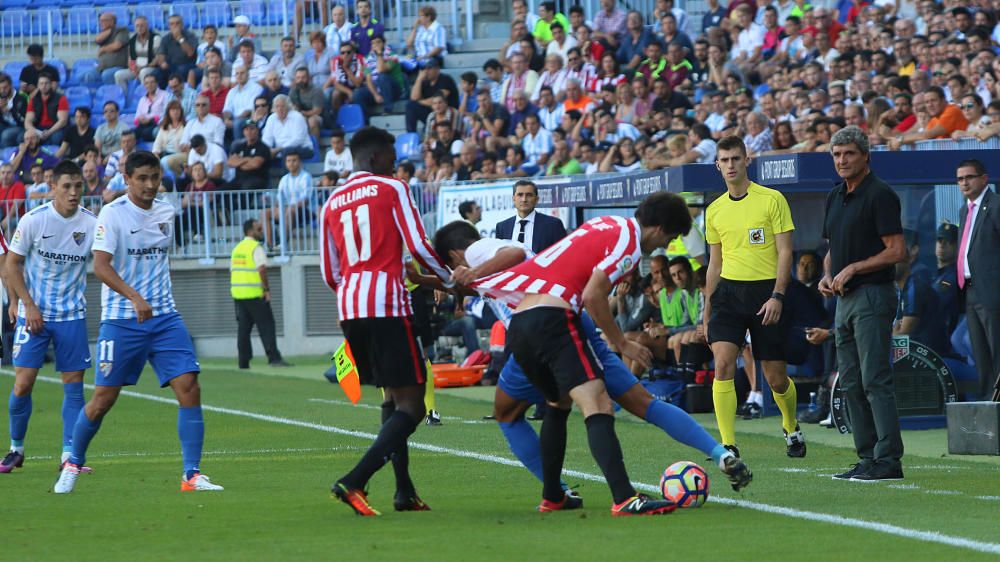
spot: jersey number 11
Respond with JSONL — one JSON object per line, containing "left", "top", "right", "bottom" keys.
{"left": 340, "top": 204, "right": 372, "bottom": 266}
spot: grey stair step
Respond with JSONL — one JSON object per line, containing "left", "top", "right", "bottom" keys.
{"left": 370, "top": 114, "right": 407, "bottom": 131}
{"left": 442, "top": 51, "right": 496, "bottom": 68}
{"left": 452, "top": 37, "right": 508, "bottom": 52}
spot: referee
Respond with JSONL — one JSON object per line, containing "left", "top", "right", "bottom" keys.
{"left": 230, "top": 219, "right": 290, "bottom": 369}
{"left": 821, "top": 126, "right": 906, "bottom": 481}
{"left": 703, "top": 136, "right": 806, "bottom": 459}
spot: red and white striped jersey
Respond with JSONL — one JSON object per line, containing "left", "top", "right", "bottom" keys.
{"left": 473, "top": 216, "right": 641, "bottom": 312}
{"left": 319, "top": 171, "right": 452, "bottom": 320}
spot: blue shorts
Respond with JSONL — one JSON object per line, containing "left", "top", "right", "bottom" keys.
{"left": 95, "top": 312, "right": 200, "bottom": 388}
{"left": 498, "top": 312, "right": 640, "bottom": 404}
{"left": 12, "top": 318, "right": 92, "bottom": 372}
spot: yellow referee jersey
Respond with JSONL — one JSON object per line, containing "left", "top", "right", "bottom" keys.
{"left": 705, "top": 182, "right": 794, "bottom": 281}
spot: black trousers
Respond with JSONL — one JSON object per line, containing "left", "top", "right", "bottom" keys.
{"left": 235, "top": 298, "right": 282, "bottom": 366}
{"left": 965, "top": 283, "right": 1000, "bottom": 398}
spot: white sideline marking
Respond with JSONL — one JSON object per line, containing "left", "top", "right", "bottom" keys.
{"left": 6, "top": 371, "right": 1000, "bottom": 556}
{"left": 28, "top": 447, "right": 357, "bottom": 462}
{"left": 307, "top": 397, "right": 490, "bottom": 424}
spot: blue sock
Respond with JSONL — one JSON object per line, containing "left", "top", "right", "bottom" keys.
{"left": 69, "top": 410, "right": 103, "bottom": 466}
{"left": 499, "top": 418, "right": 570, "bottom": 490}
{"left": 62, "top": 383, "right": 85, "bottom": 451}
{"left": 8, "top": 392, "right": 32, "bottom": 450}
{"left": 710, "top": 444, "right": 729, "bottom": 466}
{"left": 178, "top": 406, "right": 204, "bottom": 480}
{"left": 644, "top": 400, "right": 719, "bottom": 458}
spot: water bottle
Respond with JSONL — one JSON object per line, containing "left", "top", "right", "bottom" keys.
{"left": 808, "top": 391, "right": 817, "bottom": 412}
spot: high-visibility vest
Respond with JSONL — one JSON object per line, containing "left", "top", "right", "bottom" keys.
{"left": 231, "top": 237, "right": 264, "bottom": 299}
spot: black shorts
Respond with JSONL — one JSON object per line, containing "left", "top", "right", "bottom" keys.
{"left": 708, "top": 279, "right": 788, "bottom": 362}
{"left": 341, "top": 316, "right": 427, "bottom": 388}
{"left": 506, "top": 307, "right": 605, "bottom": 402}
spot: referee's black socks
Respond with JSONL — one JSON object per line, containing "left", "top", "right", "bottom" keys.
{"left": 381, "top": 401, "right": 415, "bottom": 497}
{"left": 585, "top": 414, "right": 636, "bottom": 505}
{"left": 540, "top": 407, "right": 571, "bottom": 503}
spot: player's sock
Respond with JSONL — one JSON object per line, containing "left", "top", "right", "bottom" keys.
{"left": 712, "top": 378, "right": 737, "bottom": 445}
{"left": 772, "top": 378, "right": 799, "bottom": 434}
{"left": 750, "top": 390, "right": 764, "bottom": 406}
{"left": 178, "top": 406, "right": 205, "bottom": 480}
{"left": 423, "top": 360, "right": 436, "bottom": 414}
{"left": 710, "top": 444, "right": 730, "bottom": 466}
{"left": 499, "top": 418, "right": 544, "bottom": 482}
{"left": 8, "top": 392, "right": 31, "bottom": 453}
{"left": 584, "top": 413, "right": 636, "bottom": 505}
{"left": 380, "top": 401, "right": 414, "bottom": 496}
{"left": 341, "top": 411, "right": 419, "bottom": 490}
{"left": 539, "top": 407, "right": 570, "bottom": 502}
{"left": 62, "top": 382, "right": 85, "bottom": 451}
{"left": 69, "top": 410, "right": 103, "bottom": 466}
{"left": 644, "top": 399, "right": 718, "bottom": 457}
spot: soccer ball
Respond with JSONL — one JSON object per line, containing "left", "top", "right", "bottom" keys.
{"left": 660, "top": 461, "right": 709, "bottom": 508}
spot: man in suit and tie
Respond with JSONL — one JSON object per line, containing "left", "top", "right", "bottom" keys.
{"left": 495, "top": 179, "right": 567, "bottom": 253}
{"left": 956, "top": 158, "right": 1000, "bottom": 399}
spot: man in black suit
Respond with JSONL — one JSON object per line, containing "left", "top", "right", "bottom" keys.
{"left": 495, "top": 180, "right": 567, "bottom": 254}
{"left": 956, "top": 158, "right": 1000, "bottom": 399}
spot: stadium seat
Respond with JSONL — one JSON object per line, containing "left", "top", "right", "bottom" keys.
{"left": 394, "top": 132, "right": 422, "bottom": 162}
{"left": 0, "top": 147, "right": 18, "bottom": 164}
{"left": 2, "top": 0, "right": 31, "bottom": 7}
{"left": 65, "top": 86, "right": 93, "bottom": 113}
{"left": 3, "top": 62, "right": 29, "bottom": 89}
{"left": 32, "top": 8, "right": 64, "bottom": 35}
{"left": 124, "top": 85, "right": 145, "bottom": 112}
{"left": 134, "top": 5, "right": 165, "bottom": 30}
{"left": 64, "top": 0, "right": 96, "bottom": 7}
{"left": 66, "top": 8, "right": 100, "bottom": 35}
{"left": 336, "top": 104, "right": 365, "bottom": 133}
{"left": 1, "top": 10, "right": 29, "bottom": 38}
{"left": 266, "top": 0, "right": 293, "bottom": 25}
{"left": 306, "top": 136, "right": 321, "bottom": 163}
{"left": 89, "top": 114, "right": 104, "bottom": 129}
{"left": 66, "top": 59, "right": 100, "bottom": 87}
{"left": 201, "top": 2, "right": 232, "bottom": 28}
{"left": 34, "top": 0, "right": 62, "bottom": 6}
{"left": 136, "top": 141, "right": 154, "bottom": 152}
{"left": 120, "top": 113, "right": 136, "bottom": 127}
{"left": 171, "top": 4, "right": 200, "bottom": 29}
{"left": 50, "top": 59, "right": 68, "bottom": 85}
{"left": 239, "top": 0, "right": 267, "bottom": 26}
{"left": 94, "top": 84, "right": 126, "bottom": 111}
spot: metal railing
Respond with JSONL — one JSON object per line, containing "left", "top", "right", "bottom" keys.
{"left": 871, "top": 137, "right": 1000, "bottom": 151}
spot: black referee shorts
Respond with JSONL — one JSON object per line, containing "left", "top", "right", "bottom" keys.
{"left": 707, "top": 278, "right": 788, "bottom": 362}
{"left": 342, "top": 317, "right": 428, "bottom": 388}
{"left": 506, "top": 307, "right": 605, "bottom": 402}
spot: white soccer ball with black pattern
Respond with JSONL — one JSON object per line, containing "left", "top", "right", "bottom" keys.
{"left": 660, "top": 461, "right": 709, "bottom": 508}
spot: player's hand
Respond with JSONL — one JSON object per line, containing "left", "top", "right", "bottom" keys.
{"left": 451, "top": 265, "right": 478, "bottom": 287}
{"left": 757, "top": 297, "right": 782, "bottom": 326}
{"left": 263, "top": 290, "right": 270, "bottom": 303}
{"left": 621, "top": 340, "right": 653, "bottom": 372}
{"left": 7, "top": 301, "right": 17, "bottom": 325}
{"left": 818, "top": 275, "right": 835, "bottom": 297}
{"left": 131, "top": 295, "right": 153, "bottom": 323}
{"left": 24, "top": 303, "right": 44, "bottom": 334}
{"left": 831, "top": 264, "right": 855, "bottom": 296}
{"left": 805, "top": 327, "right": 830, "bottom": 345}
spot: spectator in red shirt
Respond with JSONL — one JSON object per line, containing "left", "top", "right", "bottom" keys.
{"left": 24, "top": 75, "right": 69, "bottom": 146}
{"left": 0, "top": 163, "right": 26, "bottom": 232}
{"left": 200, "top": 67, "right": 229, "bottom": 117}
{"left": 804, "top": 7, "right": 845, "bottom": 44}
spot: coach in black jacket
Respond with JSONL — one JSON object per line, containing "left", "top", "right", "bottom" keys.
{"left": 496, "top": 179, "right": 567, "bottom": 253}
{"left": 956, "top": 158, "right": 1000, "bottom": 399}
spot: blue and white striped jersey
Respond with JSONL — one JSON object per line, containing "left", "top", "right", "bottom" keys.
{"left": 8, "top": 203, "right": 97, "bottom": 322}
{"left": 92, "top": 196, "right": 177, "bottom": 320}
{"left": 463, "top": 238, "right": 533, "bottom": 329}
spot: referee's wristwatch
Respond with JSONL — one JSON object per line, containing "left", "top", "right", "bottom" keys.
{"left": 771, "top": 292, "right": 784, "bottom": 302}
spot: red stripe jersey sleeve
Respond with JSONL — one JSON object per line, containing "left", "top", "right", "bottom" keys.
{"left": 388, "top": 177, "right": 453, "bottom": 286}
{"left": 318, "top": 203, "right": 342, "bottom": 291}
{"left": 0, "top": 226, "right": 7, "bottom": 254}
{"left": 594, "top": 217, "right": 641, "bottom": 286}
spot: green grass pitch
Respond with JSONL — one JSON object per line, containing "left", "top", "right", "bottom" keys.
{"left": 2, "top": 357, "right": 1000, "bottom": 561}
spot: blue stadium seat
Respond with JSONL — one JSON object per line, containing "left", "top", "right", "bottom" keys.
{"left": 394, "top": 132, "right": 422, "bottom": 162}
{"left": 65, "top": 86, "right": 93, "bottom": 113}
{"left": 306, "top": 136, "right": 321, "bottom": 163}
{"left": 64, "top": 0, "right": 96, "bottom": 6}
{"left": 266, "top": 0, "right": 293, "bottom": 25}
{"left": 34, "top": 0, "right": 62, "bottom": 6}
{"left": 66, "top": 7, "right": 100, "bottom": 35}
{"left": 32, "top": 8, "right": 64, "bottom": 35}
{"left": 239, "top": 0, "right": 267, "bottom": 26}
{"left": 94, "top": 84, "right": 126, "bottom": 111}
{"left": 0, "top": 147, "right": 18, "bottom": 164}
{"left": 201, "top": 2, "right": 231, "bottom": 28}
{"left": 120, "top": 113, "right": 136, "bottom": 127}
{"left": 66, "top": 59, "right": 100, "bottom": 87}
{"left": 134, "top": 5, "right": 165, "bottom": 30}
{"left": 124, "top": 85, "right": 145, "bottom": 112}
{"left": 89, "top": 114, "right": 105, "bottom": 129}
{"left": 337, "top": 104, "right": 365, "bottom": 133}
{"left": 99, "top": 5, "right": 130, "bottom": 27}
{"left": 2, "top": 0, "right": 32, "bottom": 7}
{"left": 50, "top": 59, "right": 68, "bottom": 85}
{"left": 1, "top": 10, "right": 29, "bottom": 38}
{"left": 3, "top": 62, "right": 29, "bottom": 89}
{"left": 136, "top": 141, "right": 154, "bottom": 152}
{"left": 171, "top": 4, "right": 200, "bottom": 29}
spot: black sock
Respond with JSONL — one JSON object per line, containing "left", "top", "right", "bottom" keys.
{"left": 539, "top": 407, "right": 571, "bottom": 502}
{"left": 380, "top": 401, "right": 415, "bottom": 496}
{"left": 340, "top": 410, "right": 419, "bottom": 490}
{"left": 584, "top": 414, "right": 636, "bottom": 504}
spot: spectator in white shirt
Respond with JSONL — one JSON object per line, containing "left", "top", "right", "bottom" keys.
{"left": 181, "top": 95, "right": 226, "bottom": 151}
{"left": 545, "top": 22, "right": 578, "bottom": 65}
{"left": 732, "top": 5, "right": 766, "bottom": 72}
{"left": 105, "top": 130, "right": 137, "bottom": 179}
{"left": 406, "top": 6, "right": 449, "bottom": 68}
{"left": 323, "top": 4, "right": 352, "bottom": 54}
{"left": 323, "top": 130, "right": 353, "bottom": 182}
{"left": 531, "top": 54, "right": 569, "bottom": 102}
{"left": 224, "top": 65, "right": 265, "bottom": 141}
{"left": 521, "top": 113, "right": 554, "bottom": 167}
{"left": 186, "top": 133, "right": 230, "bottom": 184}
{"left": 536, "top": 85, "right": 565, "bottom": 130}
{"left": 232, "top": 40, "right": 270, "bottom": 85}
{"left": 269, "top": 37, "right": 306, "bottom": 88}
{"left": 262, "top": 94, "right": 314, "bottom": 160}
{"left": 262, "top": 151, "right": 314, "bottom": 249}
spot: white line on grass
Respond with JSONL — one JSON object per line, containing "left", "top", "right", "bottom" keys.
{"left": 306, "top": 397, "right": 490, "bottom": 424}
{"left": 27, "top": 447, "right": 359, "bottom": 462}
{"left": 7, "top": 371, "right": 1000, "bottom": 556}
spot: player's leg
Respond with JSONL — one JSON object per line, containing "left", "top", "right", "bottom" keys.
{"left": 57, "top": 371, "right": 85, "bottom": 465}
{"left": 3, "top": 321, "right": 53, "bottom": 472}
{"left": 51, "top": 318, "right": 92, "bottom": 467}
{"left": 54, "top": 384, "right": 122, "bottom": 493}
{"left": 739, "top": 342, "right": 763, "bottom": 418}
{"left": 261, "top": 207, "right": 276, "bottom": 248}
{"left": 710, "top": 342, "right": 741, "bottom": 447}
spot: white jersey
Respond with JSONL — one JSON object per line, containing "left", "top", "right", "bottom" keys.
{"left": 9, "top": 203, "right": 97, "bottom": 322}
{"left": 463, "top": 238, "right": 533, "bottom": 329}
{"left": 92, "top": 196, "right": 177, "bottom": 320}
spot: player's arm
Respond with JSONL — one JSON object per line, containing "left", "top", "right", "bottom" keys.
{"left": 3, "top": 252, "right": 43, "bottom": 333}
{"left": 702, "top": 242, "right": 722, "bottom": 335}
{"left": 894, "top": 315, "right": 919, "bottom": 335}
{"left": 759, "top": 230, "right": 792, "bottom": 325}
{"left": 92, "top": 250, "right": 152, "bottom": 323}
{"left": 391, "top": 181, "right": 454, "bottom": 286}
{"left": 583, "top": 268, "right": 652, "bottom": 372}
{"left": 452, "top": 246, "right": 526, "bottom": 286}
{"left": 831, "top": 233, "right": 906, "bottom": 294}
{"left": 318, "top": 205, "right": 342, "bottom": 291}
{"left": 818, "top": 248, "right": 835, "bottom": 297}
